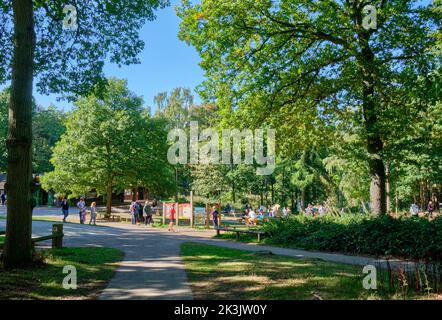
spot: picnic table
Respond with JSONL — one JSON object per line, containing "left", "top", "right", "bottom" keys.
{"left": 215, "top": 226, "right": 266, "bottom": 242}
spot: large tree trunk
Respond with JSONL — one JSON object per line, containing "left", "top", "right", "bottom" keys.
{"left": 386, "top": 162, "right": 391, "bottom": 213}
{"left": 3, "top": 0, "right": 36, "bottom": 268}
{"left": 300, "top": 189, "right": 306, "bottom": 210}
{"left": 360, "top": 43, "right": 386, "bottom": 216}
{"left": 106, "top": 182, "right": 113, "bottom": 216}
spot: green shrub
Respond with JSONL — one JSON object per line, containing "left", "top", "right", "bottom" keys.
{"left": 263, "top": 214, "right": 442, "bottom": 261}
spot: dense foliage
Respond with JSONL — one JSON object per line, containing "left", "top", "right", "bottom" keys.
{"left": 263, "top": 215, "right": 442, "bottom": 261}
{"left": 0, "top": 89, "right": 66, "bottom": 174}
{"left": 41, "top": 79, "right": 175, "bottom": 213}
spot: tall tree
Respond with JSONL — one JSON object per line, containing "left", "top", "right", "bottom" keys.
{"left": 178, "top": 0, "right": 439, "bottom": 215}
{"left": 0, "top": 0, "right": 167, "bottom": 267}
{"left": 41, "top": 79, "right": 170, "bottom": 215}
{"left": 32, "top": 105, "right": 66, "bottom": 174}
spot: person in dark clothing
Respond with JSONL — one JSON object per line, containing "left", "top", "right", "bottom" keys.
{"left": 428, "top": 200, "right": 434, "bottom": 219}
{"left": 143, "top": 201, "right": 153, "bottom": 226}
{"left": 136, "top": 202, "right": 143, "bottom": 225}
{"left": 1, "top": 192, "right": 6, "bottom": 206}
{"left": 212, "top": 206, "right": 219, "bottom": 228}
{"left": 137, "top": 201, "right": 144, "bottom": 224}
{"left": 61, "top": 198, "right": 69, "bottom": 222}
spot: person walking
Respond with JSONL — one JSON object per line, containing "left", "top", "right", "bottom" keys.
{"left": 212, "top": 206, "right": 219, "bottom": 228}
{"left": 89, "top": 202, "right": 97, "bottom": 225}
{"left": 1, "top": 192, "right": 6, "bottom": 206}
{"left": 77, "top": 197, "right": 86, "bottom": 224}
{"left": 428, "top": 200, "right": 434, "bottom": 219}
{"left": 168, "top": 204, "right": 176, "bottom": 232}
{"left": 61, "top": 197, "right": 69, "bottom": 222}
{"left": 143, "top": 201, "right": 153, "bottom": 227}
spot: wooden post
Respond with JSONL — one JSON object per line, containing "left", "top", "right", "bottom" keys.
{"left": 52, "top": 224, "right": 63, "bottom": 249}
{"left": 190, "top": 191, "right": 194, "bottom": 228}
{"left": 176, "top": 202, "right": 179, "bottom": 227}
{"left": 205, "top": 204, "right": 210, "bottom": 229}
{"left": 162, "top": 202, "right": 166, "bottom": 225}
{"left": 218, "top": 203, "right": 222, "bottom": 226}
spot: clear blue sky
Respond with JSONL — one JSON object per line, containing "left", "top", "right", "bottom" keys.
{"left": 34, "top": 0, "right": 204, "bottom": 111}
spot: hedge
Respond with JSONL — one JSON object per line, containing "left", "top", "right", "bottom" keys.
{"left": 263, "top": 214, "right": 442, "bottom": 261}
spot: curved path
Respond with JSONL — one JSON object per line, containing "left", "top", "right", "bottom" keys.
{"left": 0, "top": 217, "right": 411, "bottom": 300}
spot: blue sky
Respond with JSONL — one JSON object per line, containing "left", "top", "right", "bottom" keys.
{"left": 35, "top": 0, "right": 204, "bottom": 112}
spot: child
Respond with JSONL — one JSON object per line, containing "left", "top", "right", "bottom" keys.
{"left": 89, "top": 202, "right": 97, "bottom": 225}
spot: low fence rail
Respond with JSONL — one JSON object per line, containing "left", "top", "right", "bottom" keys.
{"left": 0, "top": 224, "right": 64, "bottom": 250}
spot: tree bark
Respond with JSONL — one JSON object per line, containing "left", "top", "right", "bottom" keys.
{"left": 106, "top": 182, "right": 113, "bottom": 216}
{"left": 300, "top": 189, "right": 306, "bottom": 210}
{"left": 3, "top": 0, "right": 36, "bottom": 268}
{"left": 359, "top": 42, "right": 386, "bottom": 216}
{"left": 386, "top": 162, "right": 391, "bottom": 213}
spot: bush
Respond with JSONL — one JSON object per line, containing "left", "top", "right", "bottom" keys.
{"left": 263, "top": 214, "right": 442, "bottom": 262}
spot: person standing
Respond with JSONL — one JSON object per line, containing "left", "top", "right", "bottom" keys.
{"left": 318, "top": 204, "right": 326, "bottom": 216}
{"left": 168, "top": 204, "right": 176, "bottom": 232}
{"left": 1, "top": 192, "right": 6, "bottom": 206}
{"left": 129, "top": 201, "right": 137, "bottom": 225}
{"left": 410, "top": 202, "right": 419, "bottom": 217}
{"left": 61, "top": 197, "right": 69, "bottom": 222}
{"left": 212, "top": 206, "right": 219, "bottom": 228}
{"left": 89, "top": 202, "right": 97, "bottom": 225}
{"left": 428, "top": 200, "right": 434, "bottom": 219}
{"left": 136, "top": 201, "right": 143, "bottom": 225}
{"left": 77, "top": 197, "right": 86, "bottom": 224}
{"left": 143, "top": 201, "right": 153, "bottom": 227}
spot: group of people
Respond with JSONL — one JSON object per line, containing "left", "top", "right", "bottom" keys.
{"left": 60, "top": 197, "right": 97, "bottom": 225}
{"left": 129, "top": 200, "right": 154, "bottom": 227}
{"left": 305, "top": 203, "right": 326, "bottom": 217}
{"left": 241, "top": 205, "right": 281, "bottom": 225}
{"left": 409, "top": 200, "right": 439, "bottom": 219}
{"left": 1, "top": 191, "right": 6, "bottom": 205}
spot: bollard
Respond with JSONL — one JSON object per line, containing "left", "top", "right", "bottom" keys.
{"left": 52, "top": 224, "right": 63, "bottom": 248}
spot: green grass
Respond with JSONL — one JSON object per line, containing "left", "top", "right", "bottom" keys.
{"left": 0, "top": 247, "right": 123, "bottom": 300}
{"left": 0, "top": 235, "right": 4, "bottom": 246}
{"left": 181, "top": 242, "right": 440, "bottom": 300}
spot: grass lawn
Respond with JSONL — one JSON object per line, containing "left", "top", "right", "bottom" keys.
{"left": 0, "top": 247, "right": 123, "bottom": 299}
{"left": 181, "top": 242, "right": 440, "bottom": 300}
{"left": 0, "top": 235, "right": 4, "bottom": 246}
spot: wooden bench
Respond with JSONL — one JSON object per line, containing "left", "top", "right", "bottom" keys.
{"left": 215, "top": 226, "right": 266, "bottom": 242}
{"left": 97, "top": 213, "right": 131, "bottom": 222}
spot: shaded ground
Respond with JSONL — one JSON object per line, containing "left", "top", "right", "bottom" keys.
{"left": 181, "top": 243, "right": 441, "bottom": 300}
{"left": 0, "top": 247, "right": 122, "bottom": 300}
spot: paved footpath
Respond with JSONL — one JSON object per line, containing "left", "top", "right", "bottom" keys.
{"left": 0, "top": 218, "right": 412, "bottom": 300}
